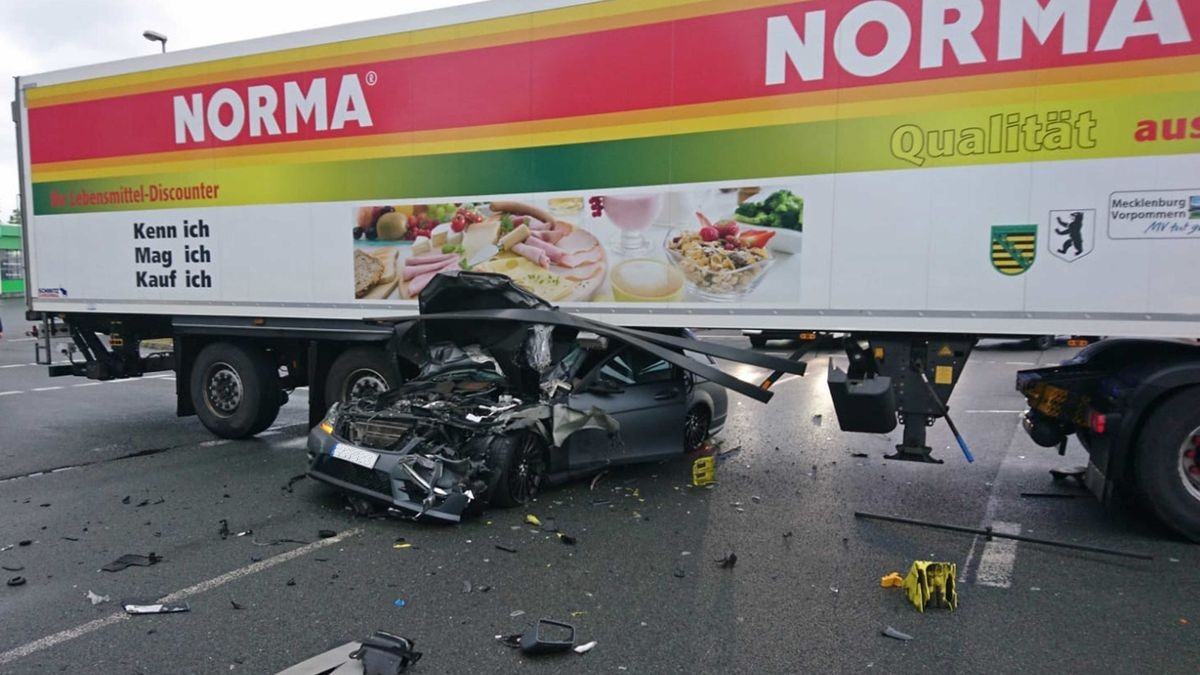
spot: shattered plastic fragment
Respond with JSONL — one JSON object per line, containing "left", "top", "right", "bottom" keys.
{"left": 716, "top": 552, "right": 738, "bottom": 569}
{"left": 575, "top": 641, "right": 597, "bottom": 654}
{"left": 558, "top": 533, "right": 577, "bottom": 545}
{"left": 524, "top": 514, "right": 542, "bottom": 527}
{"left": 880, "top": 573, "right": 904, "bottom": 588}
{"left": 7, "top": 576, "right": 26, "bottom": 587}
{"left": 123, "top": 601, "right": 189, "bottom": 615}
{"left": 882, "top": 626, "right": 914, "bottom": 641}
{"left": 510, "top": 610, "right": 526, "bottom": 618}
{"left": 462, "top": 580, "right": 473, "bottom": 594}
{"left": 230, "top": 600, "right": 245, "bottom": 610}
{"left": 349, "top": 631, "right": 422, "bottom": 674}
{"left": 495, "top": 545, "right": 518, "bottom": 553}
{"left": 86, "top": 590, "right": 110, "bottom": 605}
{"left": 393, "top": 599, "right": 407, "bottom": 608}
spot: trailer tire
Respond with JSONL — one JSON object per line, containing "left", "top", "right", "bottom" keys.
{"left": 324, "top": 347, "right": 401, "bottom": 405}
{"left": 190, "top": 342, "right": 281, "bottom": 439}
{"left": 1134, "top": 386, "right": 1200, "bottom": 542}
{"left": 1029, "top": 335, "right": 1054, "bottom": 351}
{"left": 749, "top": 335, "right": 767, "bottom": 349}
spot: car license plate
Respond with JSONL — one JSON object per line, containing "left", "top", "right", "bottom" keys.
{"left": 332, "top": 443, "right": 379, "bottom": 469}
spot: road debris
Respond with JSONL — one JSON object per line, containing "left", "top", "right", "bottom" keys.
{"left": 281, "top": 474, "right": 307, "bottom": 493}
{"left": 101, "top": 553, "right": 162, "bottom": 572}
{"left": 557, "top": 533, "right": 577, "bottom": 545}
{"left": 499, "top": 618, "right": 577, "bottom": 655}
{"left": 495, "top": 544, "right": 518, "bottom": 553}
{"left": 575, "top": 640, "right": 598, "bottom": 654}
{"left": 903, "top": 561, "right": 958, "bottom": 612}
{"left": 123, "top": 601, "right": 190, "bottom": 615}
{"left": 692, "top": 455, "right": 716, "bottom": 487}
{"left": 86, "top": 590, "right": 111, "bottom": 605}
{"left": 589, "top": 471, "right": 609, "bottom": 491}
{"left": 318, "top": 529, "right": 337, "bottom": 539}
{"left": 18, "top": 540, "right": 31, "bottom": 547}
{"left": 393, "top": 598, "right": 407, "bottom": 608}
{"left": 525, "top": 514, "right": 543, "bottom": 528}
{"left": 7, "top": 576, "right": 26, "bottom": 587}
{"left": 673, "top": 568, "right": 686, "bottom": 578}
{"left": 462, "top": 580, "right": 473, "bottom": 594}
{"left": 349, "top": 631, "right": 423, "bottom": 674}
{"left": 715, "top": 552, "right": 738, "bottom": 569}
{"left": 812, "top": 414, "right": 823, "bottom": 426}
{"left": 286, "top": 578, "right": 296, "bottom": 587}
{"left": 1, "top": 565, "right": 24, "bottom": 572}
{"left": 851, "top": 452, "right": 869, "bottom": 458}
{"left": 881, "top": 626, "right": 914, "bottom": 641}
{"left": 880, "top": 572, "right": 904, "bottom": 588}
{"left": 509, "top": 610, "right": 526, "bottom": 618}
{"left": 854, "top": 511, "right": 1153, "bottom": 561}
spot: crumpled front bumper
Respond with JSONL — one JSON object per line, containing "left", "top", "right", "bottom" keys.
{"left": 306, "top": 426, "right": 474, "bottom": 523}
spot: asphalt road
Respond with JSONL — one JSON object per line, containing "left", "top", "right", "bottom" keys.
{"left": 0, "top": 299, "right": 1196, "bottom": 674}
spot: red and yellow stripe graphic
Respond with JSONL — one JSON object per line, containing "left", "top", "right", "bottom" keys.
{"left": 24, "top": 0, "right": 1200, "bottom": 213}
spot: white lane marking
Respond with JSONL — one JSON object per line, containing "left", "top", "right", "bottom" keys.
{"left": 0, "top": 391, "right": 22, "bottom": 396}
{"left": 72, "top": 382, "right": 101, "bottom": 388}
{"left": 31, "top": 386, "right": 63, "bottom": 392}
{"left": 5, "top": 337, "right": 37, "bottom": 343}
{"left": 198, "top": 439, "right": 230, "bottom": 448}
{"left": 0, "top": 528, "right": 362, "bottom": 667}
{"left": 1004, "top": 362, "right": 1037, "bottom": 366}
{"left": 0, "top": 364, "right": 27, "bottom": 369}
{"left": 965, "top": 410, "right": 1025, "bottom": 414}
{"left": 974, "top": 521, "right": 1022, "bottom": 588}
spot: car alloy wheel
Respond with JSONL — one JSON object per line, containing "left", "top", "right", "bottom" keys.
{"left": 684, "top": 405, "right": 711, "bottom": 452}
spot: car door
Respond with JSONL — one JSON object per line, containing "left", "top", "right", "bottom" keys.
{"left": 565, "top": 345, "right": 688, "bottom": 470}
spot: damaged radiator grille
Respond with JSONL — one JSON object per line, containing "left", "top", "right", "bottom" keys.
{"left": 313, "top": 455, "right": 393, "bottom": 497}
{"left": 341, "top": 417, "right": 412, "bottom": 449}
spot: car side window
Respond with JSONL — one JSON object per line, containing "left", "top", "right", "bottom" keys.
{"left": 597, "top": 348, "right": 674, "bottom": 386}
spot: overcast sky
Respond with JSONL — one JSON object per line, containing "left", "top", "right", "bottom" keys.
{"left": 1, "top": 0, "right": 476, "bottom": 222}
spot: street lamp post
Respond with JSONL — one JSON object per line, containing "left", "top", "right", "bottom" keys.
{"left": 142, "top": 30, "right": 167, "bottom": 53}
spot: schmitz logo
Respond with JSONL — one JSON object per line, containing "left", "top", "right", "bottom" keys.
{"left": 173, "top": 73, "right": 374, "bottom": 144}
{"left": 765, "top": 0, "right": 1192, "bottom": 85}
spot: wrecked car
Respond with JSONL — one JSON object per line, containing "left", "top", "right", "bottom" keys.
{"left": 307, "top": 272, "right": 805, "bottom": 522}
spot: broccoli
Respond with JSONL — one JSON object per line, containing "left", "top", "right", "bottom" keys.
{"left": 734, "top": 190, "right": 803, "bottom": 231}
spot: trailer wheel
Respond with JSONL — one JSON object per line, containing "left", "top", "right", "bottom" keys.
{"left": 1134, "top": 386, "right": 1200, "bottom": 542}
{"left": 189, "top": 342, "right": 281, "bottom": 439}
{"left": 749, "top": 335, "right": 768, "bottom": 349}
{"left": 324, "top": 347, "right": 401, "bottom": 404}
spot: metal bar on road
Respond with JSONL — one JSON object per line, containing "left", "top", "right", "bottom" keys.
{"left": 854, "top": 511, "right": 1153, "bottom": 561}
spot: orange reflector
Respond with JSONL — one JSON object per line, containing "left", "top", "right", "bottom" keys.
{"left": 800, "top": 332, "right": 817, "bottom": 341}
{"left": 253, "top": 318, "right": 267, "bottom": 326}
{"left": 1068, "top": 338, "right": 1090, "bottom": 348}
{"left": 874, "top": 347, "right": 885, "bottom": 360}
{"left": 319, "top": 421, "right": 334, "bottom": 434}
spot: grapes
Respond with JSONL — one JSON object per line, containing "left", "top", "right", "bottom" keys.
{"left": 352, "top": 226, "right": 364, "bottom": 240}
{"left": 588, "top": 196, "right": 605, "bottom": 218}
{"left": 365, "top": 226, "right": 378, "bottom": 241}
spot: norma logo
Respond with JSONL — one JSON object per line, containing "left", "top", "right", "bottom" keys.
{"left": 764, "top": 0, "right": 1192, "bottom": 85}
{"left": 173, "top": 72, "right": 375, "bottom": 145}
{"left": 37, "top": 287, "right": 68, "bottom": 298}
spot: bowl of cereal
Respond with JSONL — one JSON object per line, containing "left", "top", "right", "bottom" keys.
{"left": 663, "top": 228, "right": 774, "bottom": 301}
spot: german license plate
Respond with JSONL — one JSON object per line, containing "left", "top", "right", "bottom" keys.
{"left": 332, "top": 443, "right": 379, "bottom": 469}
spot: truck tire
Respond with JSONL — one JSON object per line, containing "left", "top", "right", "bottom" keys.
{"left": 486, "top": 432, "right": 547, "bottom": 508}
{"left": 324, "top": 346, "right": 401, "bottom": 405}
{"left": 190, "top": 342, "right": 281, "bottom": 439}
{"left": 1134, "top": 386, "right": 1200, "bottom": 542}
{"left": 749, "top": 334, "right": 767, "bottom": 349}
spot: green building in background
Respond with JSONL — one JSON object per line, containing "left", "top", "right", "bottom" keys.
{"left": 1, "top": 212, "right": 25, "bottom": 297}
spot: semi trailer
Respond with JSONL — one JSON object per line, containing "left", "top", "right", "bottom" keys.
{"left": 12, "top": 0, "right": 1200, "bottom": 538}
